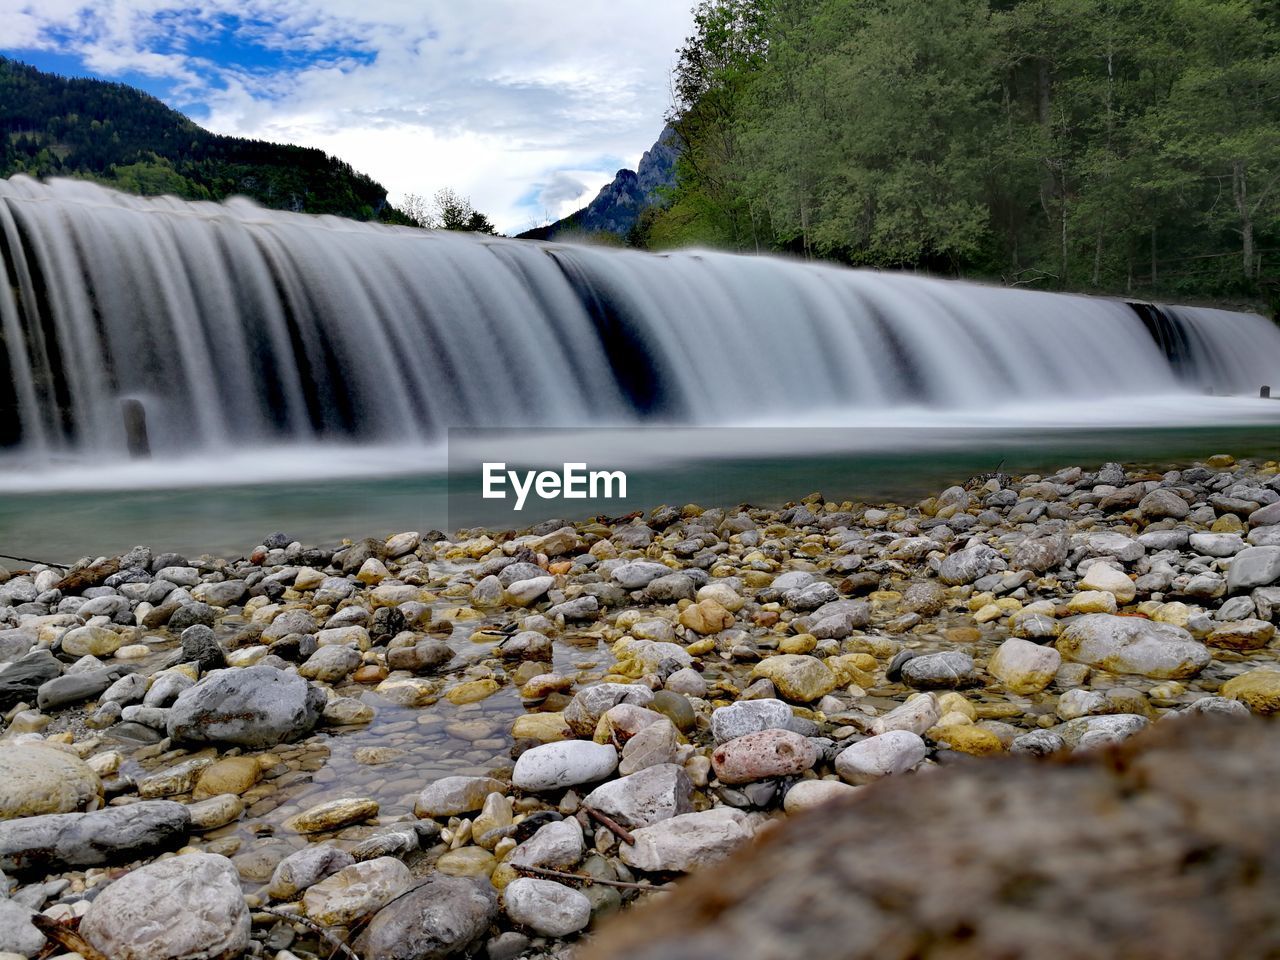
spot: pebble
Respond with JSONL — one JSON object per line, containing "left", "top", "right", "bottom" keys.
{"left": 512, "top": 741, "right": 619, "bottom": 791}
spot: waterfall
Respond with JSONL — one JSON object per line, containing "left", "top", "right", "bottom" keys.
{"left": 2, "top": 175, "right": 1279, "bottom": 461}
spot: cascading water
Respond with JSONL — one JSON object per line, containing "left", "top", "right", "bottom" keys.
{"left": 2, "top": 175, "right": 1280, "bottom": 465}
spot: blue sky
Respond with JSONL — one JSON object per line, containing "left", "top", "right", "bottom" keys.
{"left": 1, "top": 2, "right": 693, "bottom": 232}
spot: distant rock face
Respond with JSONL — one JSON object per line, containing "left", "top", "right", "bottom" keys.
{"left": 519, "top": 126, "right": 681, "bottom": 241}
{"left": 585, "top": 716, "right": 1280, "bottom": 960}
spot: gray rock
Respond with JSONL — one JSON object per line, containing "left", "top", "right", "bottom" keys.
{"left": 414, "top": 776, "right": 507, "bottom": 818}
{"left": 80, "top": 853, "right": 250, "bottom": 960}
{"left": 267, "top": 844, "right": 355, "bottom": 899}
{"left": 563, "top": 683, "right": 655, "bottom": 736}
{"left": 37, "top": 667, "right": 121, "bottom": 710}
{"left": 581, "top": 763, "right": 693, "bottom": 829}
{"left": 1138, "top": 489, "right": 1189, "bottom": 520}
{"left": 503, "top": 878, "right": 591, "bottom": 937}
{"left": 612, "top": 562, "right": 674, "bottom": 590}
{"left": 546, "top": 596, "right": 600, "bottom": 621}
{"left": 262, "top": 609, "right": 319, "bottom": 641}
{"left": 0, "top": 649, "right": 62, "bottom": 710}
{"left": 1058, "top": 714, "right": 1149, "bottom": 750}
{"left": 1057, "top": 614, "right": 1210, "bottom": 679}
{"left": 167, "top": 665, "right": 325, "bottom": 747}
{"left": 0, "top": 897, "right": 44, "bottom": 955}
{"left": 0, "top": 628, "right": 35, "bottom": 663}
{"left": 621, "top": 807, "right": 755, "bottom": 873}
{"left": 179, "top": 625, "right": 226, "bottom": 671}
{"left": 710, "top": 699, "right": 794, "bottom": 743}
{"left": 939, "top": 545, "right": 1003, "bottom": 585}
{"left": 900, "top": 652, "right": 978, "bottom": 690}
{"left": 299, "top": 644, "right": 361, "bottom": 683}
{"left": 167, "top": 601, "right": 216, "bottom": 633}
{"left": 1227, "top": 546, "right": 1280, "bottom": 592}
{"left": 0, "top": 800, "right": 190, "bottom": 873}
{"left": 1009, "top": 729, "right": 1067, "bottom": 757}
{"left": 512, "top": 741, "right": 618, "bottom": 791}
{"left": 835, "top": 731, "right": 926, "bottom": 784}
{"left": 354, "top": 874, "right": 497, "bottom": 960}
{"left": 508, "top": 818, "right": 586, "bottom": 870}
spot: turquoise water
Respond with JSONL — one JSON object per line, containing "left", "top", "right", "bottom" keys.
{"left": 2, "top": 424, "right": 1277, "bottom": 563}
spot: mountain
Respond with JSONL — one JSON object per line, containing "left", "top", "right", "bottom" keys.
{"left": 0, "top": 57, "right": 404, "bottom": 222}
{"left": 519, "top": 125, "right": 680, "bottom": 242}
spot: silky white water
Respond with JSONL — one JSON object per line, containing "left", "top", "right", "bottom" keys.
{"left": 2, "top": 174, "right": 1279, "bottom": 487}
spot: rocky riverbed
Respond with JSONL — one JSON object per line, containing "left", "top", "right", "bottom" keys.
{"left": 1, "top": 453, "right": 1279, "bottom": 960}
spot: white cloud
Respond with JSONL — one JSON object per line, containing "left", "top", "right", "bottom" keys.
{"left": 1, "top": 0, "right": 692, "bottom": 232}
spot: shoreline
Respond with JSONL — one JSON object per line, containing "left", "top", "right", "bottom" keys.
{"left": 1, "top": 451, "right": 1279, "bottom": 959}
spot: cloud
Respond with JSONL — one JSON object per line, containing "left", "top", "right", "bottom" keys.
{"left": 2, "top": 0, "right": 692, "bottom": 232}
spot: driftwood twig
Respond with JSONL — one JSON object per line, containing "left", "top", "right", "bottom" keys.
{"left": 257, "top": 905, "right": 362, "bottom": 960}
{"left": 511, "top": 864, "right": 657, "bottom": 892}
{"left": 583, "top": 804, "right": 636, "bottom": 845}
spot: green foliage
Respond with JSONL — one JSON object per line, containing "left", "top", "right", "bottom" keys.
{"left": 0, "top": 57, "right": 403, "bottom": 223}
{"left": 400, "top": 188, "right": 499, "bottom": 234}
{"left": 650, "top": 0, "right": 1280, "bottom": 301}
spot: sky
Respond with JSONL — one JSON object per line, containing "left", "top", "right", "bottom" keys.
{"left": 0, "top": 1, "right": 694, "bottom": 233}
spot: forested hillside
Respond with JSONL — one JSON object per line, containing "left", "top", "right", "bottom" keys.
{"left": 645, "top": 0, "right": 1279, "bottom": 305}
{"left": 0, "top": 57, "right": 406, "bottom": 222}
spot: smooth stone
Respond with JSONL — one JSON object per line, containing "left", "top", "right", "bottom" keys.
{"left": 782, "top": 779, "right": 861, "bottom": 813}
{"left": 871, "top": 694, "right": 941, "bottom": 736}
{"left": 80, "top": 853, "right": 250, "bottom": 960}
{"left": 0, "top": 898, "right": 43, "bottom": 956}
{"left": 1220, "top": 669, "right": 1280, "bottom": 715}
{"left": 1056, "top": 614, "right": 1210, "bottom": 679}
{"left": 435, "top": 846, "right": 497, "bottom": 878}
{"left": 507, "top": 818, "right": 586, "bottom": 870}
{"left": 1058, "top": 714, "right": 1150, "bottom": 750}
{"left": 512, "top": 741, "right": 618, "bottom": 791}
{"left": 60, "top": 625, "right": 124, "bottom": 658}
{"left": 354, "top": 874, "right": 498, "bottom": 960}
{"left": 711, "top": 729, "right": 819, "bottom": 784}
{"left": 187, "top": 794, "right": 245, "bottom": 831}
{"left": 267, "top": 844, "right": 355, "bottom": 899}
{"left": 1207, "top": 619, "right": 1275, "bottom": 651}
{"left": 1078, "top": 564, "right": 1136, "bottom": 603}
{"left": 621, "top": 807, "right": 755, "bottom": 872}
{"left": 711, "top": 699, "right": 795, "bottom": 743}
{"left": 504, "top": 878, "right": 592, "bottom": 937}
{"left": 834, "top": 731, "right": 926, "bottom": 785}
{"left": 415, "top": 776, "right": 508, "bottom": 818}
{"left": 563, "top": 684, "right": 654, "bottom": 736}
{"left": 302, "top": 856, "right": 413, "bottom": 926}
{"left": 287, "top": 797, "right": 379, "bottom": 833}
{"left": 0, "top": 800, "right": 189, "bottom": 872}
{"left": 900, "top": 652, "right": 978, "bottom": 690}
{"left": 1227, "top": 546, "right": 1280, "bottom": 592}
{"left": 581, "top": 763, "right": 694, "bottom": 829}
{"left": 987, "top": 638, "right": 1061, "bottom": 694}
{"left": 750, "top": 655, "right": 837, "bottom": 702}
{"left": 299, "top": 644, "right": 361, "bottom": 682}
{"left": 194, "top": 756, "right": 262, "bottom": 799}
{"left": 0, "top": 745, "right": 101, "bottom": 820}
{"left": 619, "top": 717, "right": 680, "bottom": 775}
{"left": 138, "top": 756, "right": 214, "bottom": 798}
{"left": 167, "top": 665, "right": 325, "bottom": 747}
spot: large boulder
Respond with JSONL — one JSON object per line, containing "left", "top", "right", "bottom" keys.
{"left": 1056, "top": 614, "right": 1210, "bottom": 679}
{"left": 167, "top": 665, "right": 325, "bottom": 747}
{"left": 0, "top": 800, "right": 190, "bottom": 872}
{"left": 0, "top": 744, "right": 101, "bottom": 821}
{"left": 80, "top": 853, "right": 250, "bottom": 960}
